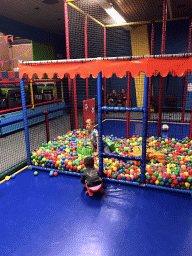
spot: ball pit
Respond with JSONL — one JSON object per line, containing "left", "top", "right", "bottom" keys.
{"left": 31, "top": 129, "right": 192, "bottom": 190}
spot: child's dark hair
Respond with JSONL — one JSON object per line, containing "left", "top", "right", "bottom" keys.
{"left": 84, "top": 157, "right": 94, "bottom": 168}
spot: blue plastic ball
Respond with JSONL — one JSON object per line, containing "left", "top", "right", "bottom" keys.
{"left": 177, "top": 177, "right": 182, "bottom": 182}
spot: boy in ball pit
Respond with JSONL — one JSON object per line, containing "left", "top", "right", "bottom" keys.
{"left": 81, "top": 156, "right": 103, "bottom": 196}
{"left": 86, "top": 119, "right": 112, "bottom": 156}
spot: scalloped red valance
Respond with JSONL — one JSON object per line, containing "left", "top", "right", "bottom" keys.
{"left": 18, "top": 56, "right": 192, "bottom": 79}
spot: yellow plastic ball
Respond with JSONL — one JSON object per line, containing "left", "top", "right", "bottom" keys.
{"left": 155, "top": 180, "right": 160, "bottom": 185}
{"left": 167, "top": 169, "right": 171, "bottom": 173}
{"left": 5, "top": 176, "right": 10, "bottom": 181}
{"left": 185, "top": 182, "right": 190, "bottom": 188}
{"left": 113, "top": 167, "right": 117, "bottom": 172}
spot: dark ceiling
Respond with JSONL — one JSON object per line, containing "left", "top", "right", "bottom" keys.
{"left": 0, "top": 0, "right": 191, "bottom": 36}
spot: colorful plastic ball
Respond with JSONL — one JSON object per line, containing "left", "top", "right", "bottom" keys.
{"left": 49, "top": 172, "right": 54, "bottom": 177}
{"left": 162, "top": 124, "right": 169, "bottom": 131}
{"left": 5, "top": 176, "right": 11, "bottom": 181}
{"left": 53, "top": 172, "right": 58, "bottom": 176}
{"left": 34, "top": 171, "right": 38, "bottom": 176}
{"left": 11, "top": 174, "right": 16, "bottom": 179}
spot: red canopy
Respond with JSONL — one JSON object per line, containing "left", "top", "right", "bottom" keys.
{"left": 18, "top": 56, "right": 192, "bottom": 79}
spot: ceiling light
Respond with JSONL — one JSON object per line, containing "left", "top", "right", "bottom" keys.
{"left": 105, "top": 8, "right": 126, "bottom": 24}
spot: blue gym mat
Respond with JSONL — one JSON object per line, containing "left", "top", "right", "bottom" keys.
{"left": 0, "top": 168, "right": 192, "bottom": 256}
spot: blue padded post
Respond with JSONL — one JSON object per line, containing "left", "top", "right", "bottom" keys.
{"left": 141, "top": 74, "right": 149, "bottom": 183}
{"left": 20, "top": 79, "right": 31, "bottom": 165}
{"left": 97, "top": 72, "right": 103, "bottom": 177}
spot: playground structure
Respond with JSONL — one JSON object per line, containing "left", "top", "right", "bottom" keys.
{"left": 10, "top": 53, "right": 191, "bottom": 195}
{"left": 1, "top": 0, "right": 192, "bottom": 195}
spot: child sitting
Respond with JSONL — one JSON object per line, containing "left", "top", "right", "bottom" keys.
{"left": 86, "top": 119, "right": 111, "bottom": 156}
{"left": 81, "top": 157, "right": 103, "bottom": 196}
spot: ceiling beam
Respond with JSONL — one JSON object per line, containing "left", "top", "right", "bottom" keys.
{"left": 106, "top": 16, "right": 189, "bottom": 28}
{"left": 67, "top": 2, "right": 105, "bottom": 27}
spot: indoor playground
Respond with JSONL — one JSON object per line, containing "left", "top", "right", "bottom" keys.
{"left": 0, "top": 0, "right": 192, "bottom": 255}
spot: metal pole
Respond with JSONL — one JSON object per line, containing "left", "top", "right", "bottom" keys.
{"left": 44, "top": 111, "right": 50, "bottom": 142}
{"left": 141, "top": 74, "right": 149, "bottom": 184}
{"left": 64, "top": 0, "right": 73, "bottom": 130}
{"left": 126, "top": 72, "right": 131, "bottom": 139}
{"left": 84, "top": 15, "right": 89, "bottom": 100}
{"left": 158, "top": 0, "right": 167, "bottom": 137}
{"left": 190, "top": 109, "right": 192, "bottom": 140}
{"left": 97, "top": 72, "right": 103, "bottom": 177}
{"left": 181, "top": 19, "right": 192, "bottom": 123}
{"left": 148, "top": 21, "right": 155, "bottom": 121}
{"left": 104, "top": 27, "right": 107, "bottom": 116}
{"left": 73, "top": 76, "right": 78, "bottom": 129}
{"left": 64, "top": 0, "right": 70, "bottom": 60}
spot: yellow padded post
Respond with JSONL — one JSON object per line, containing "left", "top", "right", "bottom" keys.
{"left": 130, "top": 25, "right": 150, "bottom": 107}
{"left": 30, "top": 79, "right": 35, "bottom": 108}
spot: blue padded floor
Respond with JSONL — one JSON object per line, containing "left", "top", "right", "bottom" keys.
{"left": 0, "top": 168, "right": 192, "bottom": 256}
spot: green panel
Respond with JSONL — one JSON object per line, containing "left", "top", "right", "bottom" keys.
{"left": 32, "top": 41, "right": 56, "bottom": 61}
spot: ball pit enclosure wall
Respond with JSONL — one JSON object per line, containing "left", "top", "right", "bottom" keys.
{"left": 18, "top": 54, "right": 192, "bottom": 195}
